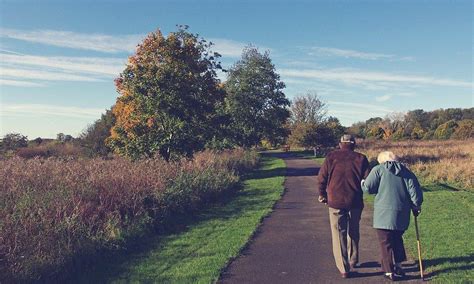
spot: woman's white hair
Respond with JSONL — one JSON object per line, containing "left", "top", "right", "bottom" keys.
{"left": 377, "top": 151, "right": 398, "bottom": 164}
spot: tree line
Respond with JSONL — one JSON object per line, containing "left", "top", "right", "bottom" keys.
{"left": 347, "top": 108, "right": 473, "bottom": 140}
{"left": 2, "top": 26, "right": 472, "bottom": 159}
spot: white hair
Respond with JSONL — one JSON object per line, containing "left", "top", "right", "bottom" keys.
{"left": 377, "top": 151, "right": 398, "bottom": 164}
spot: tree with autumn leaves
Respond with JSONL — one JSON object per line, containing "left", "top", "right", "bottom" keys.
{"left": 108, "top": 26, "right": 225, "bottom": 160}
{"left": 107, "top": 27, "right": 291, "bottom": 160}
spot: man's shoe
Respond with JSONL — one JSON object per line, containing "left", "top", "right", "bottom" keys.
{"left": 341, "top": 272, "right": 350, "bottom": 279}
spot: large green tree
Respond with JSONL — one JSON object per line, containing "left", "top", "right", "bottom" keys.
{"left": 224, "top": 46, "right": 290, "bottom": 147}
{"left": 108, "top": 26, "right": 224, "bottom": 160}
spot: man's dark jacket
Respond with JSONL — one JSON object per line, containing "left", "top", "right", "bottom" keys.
{"left": 318, "top": 145, "right": 370, "bottom": 209}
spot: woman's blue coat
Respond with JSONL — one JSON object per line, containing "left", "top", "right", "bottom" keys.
{"left": 362, "top": 161, "right": 423, "bottom": 231}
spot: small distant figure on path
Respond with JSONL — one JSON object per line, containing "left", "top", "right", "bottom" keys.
{"left": 362, "top": 151, "right": 423, "bottom": 281}
{"left": 318, "top": 134, "right": 370, "bottom": 278}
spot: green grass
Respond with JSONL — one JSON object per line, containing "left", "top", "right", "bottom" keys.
{"left": 76, "top": 155, "right": 286, "bottom": 283}
{"left": 276, "top": 149, "right": 326, "bottom": 165}
{"left": 403, "top": 187, "right": 473, "bottom": 283}
{"left": 365, "top": 184, "right": 473, "bottom": 283}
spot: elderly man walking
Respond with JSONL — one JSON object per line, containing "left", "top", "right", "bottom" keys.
{"left": 318, "top": 134, "right": 370, "bottom": 278}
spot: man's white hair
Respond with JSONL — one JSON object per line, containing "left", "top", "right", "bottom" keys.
{"left": 377, "top": 151, "right": 398, "bottom": 164}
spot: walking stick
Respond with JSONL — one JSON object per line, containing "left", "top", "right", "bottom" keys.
{"left": 414, "top": 215, "right": 424, "bottom": 280}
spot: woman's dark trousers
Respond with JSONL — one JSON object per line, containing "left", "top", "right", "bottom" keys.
{"left": 376, "top": 229, "right": 407, "bottom": 273}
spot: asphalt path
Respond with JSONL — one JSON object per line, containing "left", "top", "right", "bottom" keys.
{"left": 219, "top": 155, "right": 423, "bottom": 284}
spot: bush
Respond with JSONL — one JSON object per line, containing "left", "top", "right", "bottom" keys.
{"left": 433, "top": 120, "right": 457, "bottom": 139}
{"left": 1, "top": 133, "right": 28, "bottom": 151}
{"left": 452, "top": 119, "right": 474, "bottom": 140}
{"left": 0, "top": 149, "right": 258, "bottom": 282}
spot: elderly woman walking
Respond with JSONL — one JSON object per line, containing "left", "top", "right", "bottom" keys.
{"left": 362, "top": 151, "right": 423, "bottom": 281}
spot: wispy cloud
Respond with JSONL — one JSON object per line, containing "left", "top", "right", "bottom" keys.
{"left": 0, "top": 28, "right": 143, "bottom": 53}
{"left": 1, "top": 103, "right": 105, "bottom": 119}
{"left": 375, "top": 95, "right": 392, "bottom": 102}
{"left": 0, "top": 79, "right": 45, "bottom": 87}
{"left": 210, "top": 38, "right": 271, "bottom": 58}
{"left": 0, "top": 28, "right": 259, "bottom": 58}
{"left": 210, "top": 38, "right": 246, "bottom": 57}
{"left": 309, "top": 46, "right": 414, "bottom": 61}
{"left": 328, "top": 101, "right": 394, "bottom": 113}
{"left": 375, "top": 92, "right": 416, "bottom": 102}
{"left": 0, "top": 50, "right": 127, "bottom": 86}
{"left": 327, "top": 101, "right": 395, "bottom": 124}
{"left": 1, "top": 53, "right": 125, "bottom": 76}
{"left": 0, "top": 67, "right": 104, "bottom": 82}
{"left": 279, "top": 68, "right": 472, "bottom": 89}
{"left": 0, "top": 48, "right": 26, "bottom": 55}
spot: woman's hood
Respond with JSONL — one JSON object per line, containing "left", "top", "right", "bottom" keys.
{"left": 383, "top": 161, "right": 403, "bottom": 176}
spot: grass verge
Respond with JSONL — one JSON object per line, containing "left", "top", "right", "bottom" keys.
{"left": 403, "top": 187, "right": 473, "bottom": 283}
{"left": 75, "top": 155, "right": 286, "bottom": 283}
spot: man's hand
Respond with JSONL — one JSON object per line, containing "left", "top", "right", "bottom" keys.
{"left": 412, "top": 206, "right": 421, "bottom": 217}
{"left": 318, "top": 195, "right": 327, "bottom": 204}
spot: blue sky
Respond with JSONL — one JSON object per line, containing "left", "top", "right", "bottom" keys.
{"left": 0, "top": 0, "right": 472, "bottom": 138}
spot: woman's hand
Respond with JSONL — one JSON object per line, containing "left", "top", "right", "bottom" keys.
{"left": 412, "top": 206, "right": 421, "bottom": 217}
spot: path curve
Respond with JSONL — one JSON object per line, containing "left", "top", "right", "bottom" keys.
{"left": 219, "top": 155, "right": 422, "bottom": 283}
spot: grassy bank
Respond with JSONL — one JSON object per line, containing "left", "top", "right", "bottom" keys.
{"left": 77, "top": 155, "right": 286, "bottom": 283}
{"left": 403, "top": 187, "right": 473, "bottom": 283}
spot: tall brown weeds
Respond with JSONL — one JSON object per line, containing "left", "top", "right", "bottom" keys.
{"left": 357, "top": 139, "right": 473, "bottom": 190}
{"left": 0, "top": 149, "right": 258, "bottom": 281}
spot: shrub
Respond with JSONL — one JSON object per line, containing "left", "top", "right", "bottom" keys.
{"left": 1, "top": 133, "right": 28, "bottom": 151}
{"left": 433, "top": 120, "right": 457, "bottom": 139}
{"left": 0, "top": 149, "right": 258, "bottom": 282}
{"left": 452, "top": 119, "right": 474, "bottom": 140}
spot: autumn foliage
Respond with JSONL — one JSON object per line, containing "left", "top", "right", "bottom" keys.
{"left": 108, "top": 26, "right": 225, "bottom": 160}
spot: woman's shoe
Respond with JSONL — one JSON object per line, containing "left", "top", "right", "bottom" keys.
{"left": 384, "top": 273, "right": 402, "bottom": 281}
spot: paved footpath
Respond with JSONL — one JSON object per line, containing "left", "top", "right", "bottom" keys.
{"left": 219, "top": 155, "right": 422, "bottom": 284}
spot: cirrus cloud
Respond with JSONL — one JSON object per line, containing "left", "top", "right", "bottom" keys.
{"left": 0, "top": 28, "right": 142, "bottom": 53}
{"left": 279, "top": 68, "right": 472, "bottom": 89}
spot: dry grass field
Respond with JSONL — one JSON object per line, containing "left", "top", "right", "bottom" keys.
{"left": 357, "top": 139, "right": 473, "bottom": 191}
